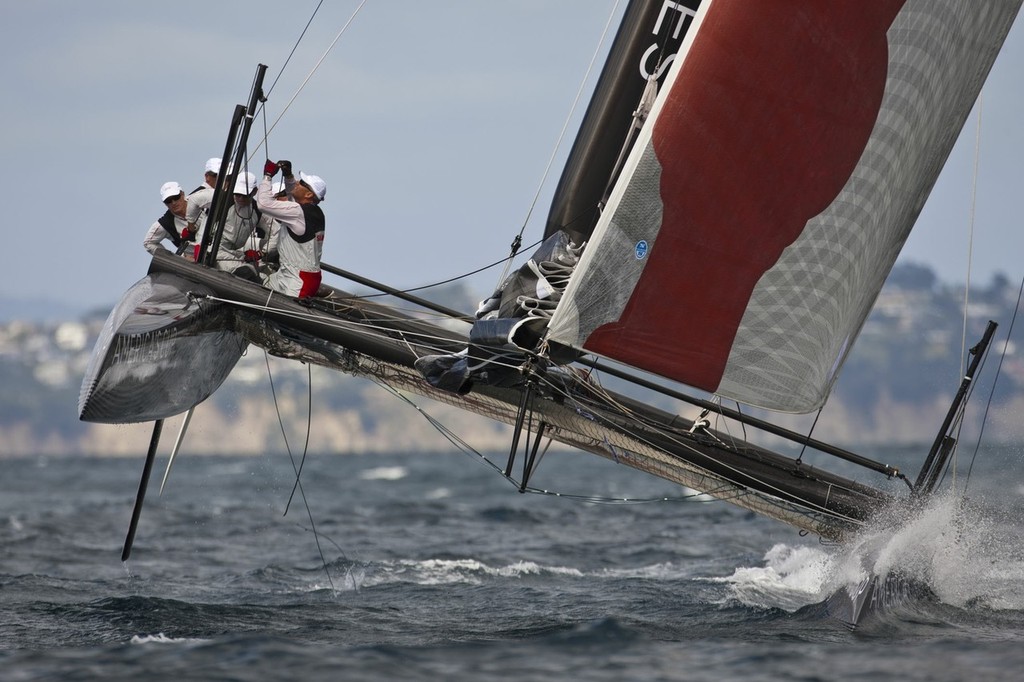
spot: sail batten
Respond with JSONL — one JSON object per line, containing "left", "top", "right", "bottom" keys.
{"left": 547, "top": 0, "right": 1022, "bottom": 413}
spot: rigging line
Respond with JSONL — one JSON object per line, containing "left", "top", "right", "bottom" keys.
{"left": 252, "top": 0, "right": 369, "bottom": 159}
{"left": 283, "top": 362, "right": 315, "bottom": 517}
{"left": 568, "top": 378, "right": 872, "bottom": 519}
{"left": 734, "top": 401, "right": 748, "bottom": 442}
{"left": 571, "top": 375, "right": 756, "bottom": 476}
{"left": 263, "top": 349, "right": 336, "bottom": 591}
{"left": 652, "top": 0, "right": 684, "bottom": 77}
{"left": 933, "top": 334, "right": 996, "bottom": 493}
{"left": 961, "top": 93, "right": 983, "bottom": 378}
{"left": 519, "top": 485, "right": 716, "bottom": 505}
{"left": 698, "top": 396, "right": 745, "bottom": 456}
{"left": 794, "top": 407, "right": 825, "bottom": 466}
{"left": 203, "top": 293, "right": 484, "bottom": 360}
{"left": 370, "top": 377, "right": 505, "bottom": 472}
{"left": 539, "top": 374, "right": 867, "bottom": 525}
{"left": 949, "top": 93, "right": 986, "bottom": 488}
{"left": 261, "top": 99, "right": 270, "bottom": 175}
{"left": 495, "top": 0, "right": 621, "bottom": 287}
{"left": 293, "top": 523, "right": 348, "bottom": 560}
{"left": 353, "top": 237, "right": 545, "bottom": 300}
{"left": 264, "top": 0, "right": 326, "bottom": 101}
{"left": 224, "top": 302, "right": 855, "bottom": 523}
{"left": 223, "top": 303, "right": 471, "bottom": 359}
{"left": 350, "top": 342, "right": 860, "bottom": 525}
{"left": 265, "top": 351, "right": 293, "bottom": 455}
{"left": 374, "top": 375, "right": 721, "bottom": 505}
{"left": 385, "top": 367, "right": 835, "bottom": 524}
{"left": 965, "top": 295, "right": 1021, "bottom": 494}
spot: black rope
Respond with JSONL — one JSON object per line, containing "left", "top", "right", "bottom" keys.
{"left": 283, "top": 362, "right": 314, "bottom": 516}
{"left": 372, "top": 377, "right": 704, "bottom": 506}
{"left": 353, "top": 237, "right": 544, "bottom": 300}
{"left": 263, "top": 350, "right": 335, "bottom": 592}
{"left": 795, "top": 407, "right": 825, "bottom": 466}
{"left": 964, "top": 280, "right": 1020, "bottom": 493}
{"left": 261, "top": 101, "right": 271, "bottom": 171}
{"left": 373, "top": 374, "right": 853, "bottom": 520}
{"left": 248, "top": 0, "right": 324, "bottom": 155}
{"left": 264, "top": 0, "right": 325, "bottom": 101}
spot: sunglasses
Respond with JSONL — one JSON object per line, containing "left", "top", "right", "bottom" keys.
{"left": 163, "top": 194, "right": 182, "bottom": 206}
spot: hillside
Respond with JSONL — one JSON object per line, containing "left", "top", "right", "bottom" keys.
{"left": 2, "top": 263, "right": 1023, "bottom": 458}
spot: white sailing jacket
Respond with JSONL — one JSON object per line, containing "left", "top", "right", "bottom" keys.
{"left": 256, "top": 176, "right": 324, "bottom": 298}
{"left": 211, "top": 202, "right": 275, "bottom": 273}
{"left": 143, "top": 210, "right": 189, "bottom": 255}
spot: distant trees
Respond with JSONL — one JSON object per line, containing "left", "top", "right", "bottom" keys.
{"left": 886, "top": 261, "right": 937, "bottom": 291}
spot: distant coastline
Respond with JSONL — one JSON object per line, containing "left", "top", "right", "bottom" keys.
{"left": 3, "top": 262, "right": 1023, "bottom": 457}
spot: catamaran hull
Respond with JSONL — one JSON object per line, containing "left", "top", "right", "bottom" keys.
{"left": 139, "top": 251, "right": 891, "bottom": 541}
{"left": 78, "top": 272, "right": 247, "bottom": 424}
{"left": 822, "top": 571, "right": 928, "bottom": 628}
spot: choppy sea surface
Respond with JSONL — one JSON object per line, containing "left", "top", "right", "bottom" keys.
{"left": 4, "top": 446, "right": 1024, "bottom": 681}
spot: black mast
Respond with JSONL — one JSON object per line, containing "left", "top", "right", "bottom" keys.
{"left": 198, "top": 64, "right": 268, "bottom": 266}
{"left": 544, "top": 0, "right": 700, "bottom": 243}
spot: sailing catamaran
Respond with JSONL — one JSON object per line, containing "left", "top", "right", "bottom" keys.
{"left": 79, "top": 1, "right": 1022, "bottom": 626}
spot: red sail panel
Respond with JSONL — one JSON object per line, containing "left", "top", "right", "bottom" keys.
{"left": 582, "top": 1, "right": 903, "bottom": 390}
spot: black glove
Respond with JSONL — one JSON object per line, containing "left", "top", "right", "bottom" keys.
{"left": 277, "top": 160, "right": 293, "bottom": 177}
{"left": 263, "top": 160, "right": 279, "bottom": 177}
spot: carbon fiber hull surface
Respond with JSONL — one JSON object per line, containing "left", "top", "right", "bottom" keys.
{"left": 78, "top": 272, "right": 247, "bottom": 423}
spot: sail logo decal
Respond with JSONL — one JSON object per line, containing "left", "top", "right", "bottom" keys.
{"left": 640, "top": 0, "right": 702, "bottom": 80}
{"left": 635, "top": 240, "right": 649, "bottom": 260}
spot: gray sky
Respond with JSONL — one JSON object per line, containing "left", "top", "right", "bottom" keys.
{"left": 1, "top": 2, "right": 1022, "bottom": 311}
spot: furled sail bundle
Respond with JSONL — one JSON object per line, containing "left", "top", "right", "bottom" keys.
{"left": 545, "top": 0, "right": 1021, "bottom": 413}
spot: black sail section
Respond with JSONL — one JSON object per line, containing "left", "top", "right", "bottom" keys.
{"left": 544, "top": 0, "right": 700, "bottom": 243}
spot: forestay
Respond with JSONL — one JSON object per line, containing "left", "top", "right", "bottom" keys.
{"left": 545, "top": 0, "right": 1021, "bottom": 413}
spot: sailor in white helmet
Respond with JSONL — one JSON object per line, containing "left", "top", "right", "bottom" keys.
{"left": 209, "top": 171, "right": 275, "bottom": 281}
{"left": 183, "top": 157, "right": 223, "bottom": 257}
{"left": 257, "top": 159, "right": 326, "bottom": 298}
{"left": 143, "top": 181, "right": 190, "bottom": 257}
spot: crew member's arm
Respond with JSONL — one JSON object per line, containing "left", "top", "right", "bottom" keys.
{"left": 143, "top": 221, "right": 170, "bottom": 255}
{"left": 256, "top": 174, "right": 306, "bottom": 237}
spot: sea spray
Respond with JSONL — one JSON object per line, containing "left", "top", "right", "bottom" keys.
{"left": 713, "top": 544, "right": 836, "bottom": 611}
{"left": 720, "top": 491, "right": 1024, "bottom": 613}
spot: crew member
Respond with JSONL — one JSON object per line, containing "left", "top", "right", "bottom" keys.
{"left": 143, "top": 181, "right": 190, "bottom": 257}
{"left": 211, "top": 171, "right": 275, "bottom": 281}
{"left": 183, "top": 157, "right": 223, "bottom": 257}
{"left": 256, "top": 160, "right": 326, "bottom": 298}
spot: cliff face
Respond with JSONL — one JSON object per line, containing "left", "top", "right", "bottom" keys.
{"left": 2, "top": 265, "right": 1023, "bottom": 457}
{"left": 45, "top": 389, "right": 512, "bottom": 458}
{"left": 9, "top": 376, "right": 1024, "bottom": 458}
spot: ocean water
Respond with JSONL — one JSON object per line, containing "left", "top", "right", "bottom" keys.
{"left": 3, "top": 447, "right": 1024, "bottom": 681}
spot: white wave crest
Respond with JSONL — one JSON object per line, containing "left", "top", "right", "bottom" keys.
{"left": 130, "top": 632, "right": 208, "bottom": 645}
{"left": 715, "top": 544, "right": 835, "bottom": 612}
{"left": 359, "top": 466, "right": 408, "bottom": 481}
{"left": 364, "top": 558, "right": 584, "bottom": 586}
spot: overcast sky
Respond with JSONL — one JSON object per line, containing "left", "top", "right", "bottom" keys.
{"left": 1, "top": 2, "right": 1022, "bottom": 312}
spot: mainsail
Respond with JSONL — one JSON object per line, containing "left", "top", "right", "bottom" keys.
{"left": 545, "top": 0, "right": 1021, "bottom": 413}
